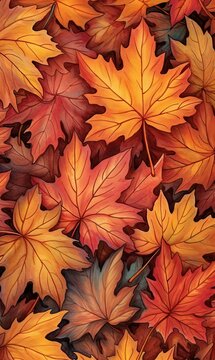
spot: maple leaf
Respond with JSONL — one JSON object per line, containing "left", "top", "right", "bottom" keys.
{"left": 138, "top": 241, "right": 215, "bottom": 343}
{"left": 60, "top": 249, "right": 138, "bottom": 341}
{"left": 11, "top": 0, "right": 99, "bottom": 29}
{"left": 0, "top": 128, "right": 11, "bottom": 154}
{"left": 153, "top": 101, "right": 215, "bottom": 191}
{"left": 0, "top": 186, "right": 90, "bottom": 312}
{"left": 86, "top": 3, "right": 131, "bottom": 68}
{"left": 196, "top": 184, "right": 215, "bottom": 215}
{"left": 171, "top": 17, "right": 215, "bottom": 108}
{"left": 120, "top": 156, "right": 163, "bottom": 210}
{"left": 155, "top": 348, "right": 175, "bottom": 360}
{"left": 0, "top": 0, "right": 61, "bottom": 109}
{"left": 3, "top": 64, "right": 94, "bottom": 161}
{"left": 113, "top": 0, "right": 168, "bottom": 27}
{"left": 170, "top": 0, "right": 201, "bottom": 25}
{"left": 132, "top": 190, "right": 215, "bottom": 267}
{"left": 79, "top": 20, "right": 200, "bottom": 146}
{"left": 33, "top": 133, "right": 142, "bottom": 253}
{"left": 0, "top": 310, "right": 70, "bottom": 360}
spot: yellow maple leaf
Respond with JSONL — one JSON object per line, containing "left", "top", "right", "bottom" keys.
{"left": 155, "top": 347, "right": 175, "bottom": 360}
{"left": 0, "top": 310, "right": 70, "bottom": 360}
{"left": 171, "top": 17, "right": 215, "bottom": 108}
{"left": 0, "top": 186, "right": 90, "bottom": 312}
{"left": 11, "top": 0, "right": 99, "bottom": 29}
{"left": 132, "top": 191, "right": 215, "bottom": 267}
{"left": 79, "top": 20, "right": 200, "bottom": 145}
{"left": 0, "top": 0, "right": 61, "bottom": 109}
{"left": 114, "top": 0, "right": 168, "bottom": 27}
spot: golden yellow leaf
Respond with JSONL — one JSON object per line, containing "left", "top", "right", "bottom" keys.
{"left": 0, "top": 0, "right": 61, "bottom": 109}
{"left": 132, "top": 191, "right": 215, "bottom": 267}
{"left": 0, "top": 186, "right": 90, "bottom": 312}
{"left": 114, "top": 0, "right": 168, "bottom": 27}
{"left": 108, "top": 330, "right": 139, "bottom": 359}
{"left": 11, "top": 0, "right": 99, "bottom": 29}
{"left": 79, "top": 20, "right": 200, "bottom": 144}
{"left": 0, "top": 310, "right": 70, "bottom": 360}
{"left": 171, "top": 17, "right": 215, "bottom": 107}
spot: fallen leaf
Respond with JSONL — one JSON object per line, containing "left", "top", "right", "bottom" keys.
{"left": 60, "top": 249, "right": 138, "bottom": 341}
{"left": 79, "top": 20, "right": 200, "bottom": 144}
{"left": 0, "top": 128, "right": 11, "bottom": 154}
{"left": 107, "top": 330, "right": 139, "bottom": 359}
{"left": 146, "top": 12, "right": 187, "bottom": 57}
{"left": 4, "top": 64, "right": 94, "bottom": 160}
{"left": 86, "top": 3, "right": 131, "bottom": 68}
{"left": 132, "top": 190, "right": 215, "bottom": 267}
{"left": 171, "top": 17, "right": 215, "bottom": 108}
{"left": 170, "top": 0, "right": 201, "bottom": 25}
{"left": 0, "top": 186, "right": 90, "bottom": 312}
{"left": 33, "top": 133, "right": 142, "bottom": 253}
{"left": 113, "top": 0, "right": 168, "bottom": 27}
{"left": 138, "top": 241, "right": 215, "bottom": 343}
{"left": 0, "top": 298, "right": 38, "bottom": 329}
{"left": 0, "top": 310, "right": 70, "bottom": 360}
{"left": 10, "top": 0, "right": 99, "bottom": 28}
{"left": 120, "top": 156, "right": 163, "bottom": 210}
{"left": 153, "top": 101, "right": 215, "bottom": 191}
{"left": 0, "top": 0, "right": 61, "bottom": 109}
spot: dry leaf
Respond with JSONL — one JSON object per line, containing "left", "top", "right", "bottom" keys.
{"left": 171, "top": 18, "right": 215, "bottom": 108}
{"left": 79, "top": 20, "right": 200, "bottom": 144}
{"left": 0, "top": 310, "right": 70, "bottom": 360}
{"left": 60, "top": 249, "right": 137, "bottom": 341}
{"left": 0, "top": 186, "right": 90, "bottom": 312}
{"left": 132, "top": 190, "right": 215, "bottom": 267}
{"left": 34, "top": 133, "right": 142, "bottom": 253}
{"left": 0, "top": 0, "right": 61, "bottom": 109}
{"left": 138, "top": 241, "right": 215, "bottom": 343}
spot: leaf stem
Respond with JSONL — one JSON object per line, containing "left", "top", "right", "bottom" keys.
{"left": 71, "top": 222, "right": 80, "bottom": 238}
{"left": 43, "top": 3, "right": 56, "bottom": 28}
{"left": 137, "top": 325, "right": 156, "bottom": 360}
{"left": 198, "top": 0, "right": 214, "bottom": 19}
{"left": 128, "top": 248, "right": 160, "bottom": 283}
{"left": 143, "top": 121, "right": 155, "bottom": 177}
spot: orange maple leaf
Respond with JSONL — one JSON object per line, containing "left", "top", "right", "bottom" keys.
{"left": 0, "top": 0, "right": 61, "bottom": 109}
{"left": 11, "top": 0, "right": 99, "bottom": 28}
{"left": 60, "top": 249, "right": 138, "bottom": 341}
{"left": 153, "top": 101, "right": 215, "bottom": 191}
{"left": 0, "top": 310, "right": 70, "bottom": 360}
{"left": 132, "top": 190, "right": 215, "bottom": 268}
{"left": 0, "top": 186, "right": 90, "bottom": 312}
{"left": 138, "top": 241, "right": 215, "bottom": 343}
{"left": 113, "top": 0, "right": 168, "bottom": 27}
{"left": 33, "top": 133, "right": 142, "bottom": 253}
{"left": 78, "top": 20, "right": 200, "bottom": 148}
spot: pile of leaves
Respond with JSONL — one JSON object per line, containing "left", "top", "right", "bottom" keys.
{"left": 0, "top": 0, "right": 215, "bottom": 359}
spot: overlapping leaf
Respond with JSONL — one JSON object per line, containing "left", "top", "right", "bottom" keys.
{"left": 60, "top": 249, "right": 138, "bottom": 341}
{"left": 34, "top": 133, "right": 142, "bottom": 253}
{"left": 79, "top": 20, "right": 200, "bottom": 144}
{"left": 0, "top": 186, "right": 90, "bottom": 312}
{"left": 138, "top": 241, "right": 215, "bottom": 342}
{"left": 132, "top": 190, "right": 215, "bottom": 267}
{"left": 0, "top": 0, "right": 61, "bottom": 109}
{"left": 0, "top": 310, "right": 70, "bottom": 360}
